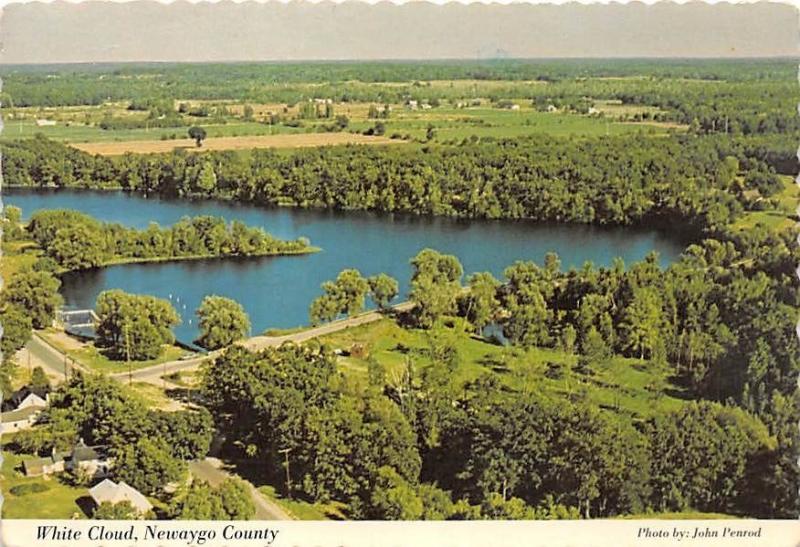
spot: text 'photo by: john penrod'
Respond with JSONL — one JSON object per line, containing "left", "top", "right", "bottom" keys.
{"left": 0, "top": 1, "right": 798, "bottom": 545}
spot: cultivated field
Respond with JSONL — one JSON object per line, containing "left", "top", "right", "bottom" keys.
{"left": 72, "top": 132, "right": 401, "bottom": 155}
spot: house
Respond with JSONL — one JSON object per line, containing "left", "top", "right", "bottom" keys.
{"left": 3, "top": 385, "right": 49, "bottom": 412}
{"left": 35, "top": 119, "right": 57, "bottom": 127}
{"left": 66, "top": 440, "right": 112, "bottom": 479}
{"left": 588, "top": 106, "right": 600, "bottom": 115}
{"left": 509, "top": 104, "right": 521, "bottom": 111}
{"left": 22, "top": 449, "right": 69, "bottom": 477}
{"left": 1, "top": 406, "right": 43, "bottom": 434}
{"left": 22, "top": 440, "right": 112, "bottom": 479}
{"left": 546, "top": 104, "right": 558, "bottom": 113}
{"left": 89, "top": 479, "right": 153, "bottom": 516}
{"left": 406, "top": 100, "right": 418, "bottom": 110}
{"left": 1, "top": 386, "right": 49, "bottom": 434}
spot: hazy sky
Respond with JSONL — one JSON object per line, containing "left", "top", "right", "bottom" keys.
{"left": 0, "top": 1, "right": 797, "bottom": 63}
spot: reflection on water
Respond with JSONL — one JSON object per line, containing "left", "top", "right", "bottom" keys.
{"left": 7, "top": 188, "right": 689, "bottom": 343}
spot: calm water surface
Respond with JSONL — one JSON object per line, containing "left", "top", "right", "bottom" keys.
{"left": 5, "top": 188, "right": 689, "bottom": 344}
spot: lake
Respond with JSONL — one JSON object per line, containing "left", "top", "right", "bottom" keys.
{"left": 5, "top": 188, "right": 689, "bottom": 345}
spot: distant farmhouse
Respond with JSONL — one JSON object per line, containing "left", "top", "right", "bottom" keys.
{"left": 23, "top": 440, "right": 112, "bottom": 479}
{"left": 1, "top": 385, "right": 49, "bottom": 434}
{"left": 89, "top": 479, "right": 153, "bottom": 516}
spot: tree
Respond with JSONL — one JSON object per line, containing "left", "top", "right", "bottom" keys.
{"left": 577, "top": 327, "right": 610, "bottom": 373}
{"left": 499, "top": 261, "right": 551, "bottom": 347}
{"left": 3, "top": 205, "right": 24, "bottom": 240}
{"left": 188, "top": 126, "right": 207, "bottom": 147}
{"left": 369, "top": 466, "right": 423, "bottom": 520}
{"left": 93, "top": 501, "right": 140, "bottom": 520}
{"left": 217, "top": 478, "right": 256, "bottom": 520}
{"left": 195, "top": 162, "right": 217, "bottom": 194}
{"left": 175, "top": 478, "right": 255, "bottom": 520}
{"left": 195, "top": 295, "right": 251, "bottom": 350}
{"left": 2, "top": 270, "right": 63, "bottom": 329}
{"left": 368, "top": 273, "right": 399, "bottom": 310}
{"left": 95, "top": 290, "right": 180, "bottom": 360}
{"left": 309, "top": 269, "right": 370, "bottom": 325}
{"left": 426, "top": 124, "right": 436, "bottom": 141}
{"left": 621, "top": 287, "right": 664, "bottom": 360}
{"left": 0, "top": 304, "right": 33, "bottom": 361}
{"left": 647, "top": 402, "right": 772, "bottom": 513}
{"left": 152, "top": 408, "right": 214, "bottom": 460}
{"left": 462, "top": 272, "right": 500, "bottom": 333}
{"left": 409, "top": 249, "right": 463, "bottom": 328}
{"left": 48, "top": 224, "right": 106, "bottom": 270}
{"left": 30, "top": 366, "right": 51, "bottom": 391}
{"left": 113, "top": 437, "right": 187, "bottom": 498}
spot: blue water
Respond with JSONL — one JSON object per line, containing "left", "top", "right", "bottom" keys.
{"left": 5, "top": 188, "right": 688, "bottom": 344}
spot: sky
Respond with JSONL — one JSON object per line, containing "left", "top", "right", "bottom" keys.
{"left": 0, "top": 0, "right": 797, "bottom": 63}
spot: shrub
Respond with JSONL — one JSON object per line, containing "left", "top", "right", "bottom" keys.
{"left": 10, "top": 483, "right": 50, "bottom": 496}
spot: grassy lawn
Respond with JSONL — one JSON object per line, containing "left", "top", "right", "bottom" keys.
{"left": 67, "top": 344, "right": 187, "bottom": 374}
{"left": 732, "top": 175, "right": 798, "bottom": 233}
{"left": 38, "top": 330, "right": 189, "bottom": 374}
{"left": 318, "top": 318, "right": 689, "bottom": 420}
{"left": 0, "top": 451, "right": 88, "bottom": 519}
{"left": 257, "top": 485, "right": 344, "bottom": 521}
{"left": 0, "top": 240, "right": 41, "bottom": 282}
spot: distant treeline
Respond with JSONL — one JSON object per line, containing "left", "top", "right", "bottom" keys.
{"left": 1, "top": 60, "right": 796, "bottom": 136}
{"left": 4, "top": 135, "right": 789, "bottom": 231}
{"left": 24, "top": 208, "right": 312, "bottom": 271}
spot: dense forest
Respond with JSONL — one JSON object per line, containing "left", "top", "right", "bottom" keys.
{"left": 2, "top": 134, "right": 790, "bottom": 233}
{"left": 2, "top": 59, "right": 797, "bottom": 520}
{"left": 21, "top": 208, "right": 313, "bottom": 271}
{"left": 200, "top": 223, "right": 799, "bottom": 519}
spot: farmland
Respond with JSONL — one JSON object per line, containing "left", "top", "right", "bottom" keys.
{"left": 1, "top": 58, "right": 797, "bottom": 522}
{"left": 72, "top": 132, "right": 400, "bottom": 155}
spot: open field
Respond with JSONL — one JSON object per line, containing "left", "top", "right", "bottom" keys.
{"left": 71, "top": 132, "right": 402, "bottom": 155}
{"left": 319, "top": 318, "right": 689, "bottom": 420}
{"left": 732, "top": 175, "right": 798, "bottom": 232}
{"left": 3, "top": 95, "right": 678, "bottom": 150}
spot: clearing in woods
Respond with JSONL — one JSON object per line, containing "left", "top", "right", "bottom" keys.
{"left": 72, "top": 132, "right": 402, "bottom": 155}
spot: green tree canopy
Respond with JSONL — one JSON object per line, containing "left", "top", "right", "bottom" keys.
{"left": 195, "top": 295, "right": 251, "bottom": 350}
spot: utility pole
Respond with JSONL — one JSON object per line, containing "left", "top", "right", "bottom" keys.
{"left": 278, "top": 447, "right": 292, "bottom": 499}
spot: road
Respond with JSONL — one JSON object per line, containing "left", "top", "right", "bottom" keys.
{"left": 22, "top": 332, "right": 87, "bottom": 381}
{"left": 188, "top": 458, "right": 293, "bottom": 520}
{"left": 112, "top": 302, "right": 415, "bottom": 385}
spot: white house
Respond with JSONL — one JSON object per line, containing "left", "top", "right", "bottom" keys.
{"left": 1, "top": 406, "right": 42, "bottom": 434}
{"left": 35, "top": 119, "right": 57, "bottom": 127}
{"left": 89, "top": 479, "right": 153, "bottom": 516}
{"left": 4, "top": 386, "right": 49, "bottom": 411}
{"left": 1, "top": 386, "right": 49, "bottom": 434}
{"left": 23, "top": 440, "right": 112, "bottom": 479}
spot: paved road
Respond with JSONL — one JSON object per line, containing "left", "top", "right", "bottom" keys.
{"left": 23, "top": 333, "right": 87, "bottom": 382}
{"left": 113, "top": 302, "right": 415, "bottom": 385}
{"left": 188, "top": 459, "right": 293, "bottom": 521}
